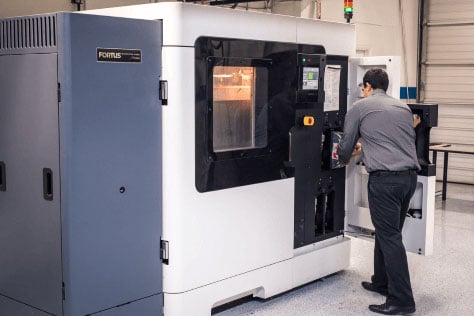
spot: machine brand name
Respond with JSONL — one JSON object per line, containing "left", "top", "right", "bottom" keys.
{"left": 99, "top": 52, "right": 122, "bottom": 59}
{"left": 97, "top": 48, "right": 142, "bottom": 63}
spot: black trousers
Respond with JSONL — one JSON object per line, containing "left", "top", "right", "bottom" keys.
{"left": 368, "top": 172, "right": 417, "bottom": 307}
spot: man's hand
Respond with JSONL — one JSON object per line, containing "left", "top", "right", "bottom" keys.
{"left": 413, "top": 114, "right": 421, "bottom": 128}
{"left": 351, "top": 142, "right": 362, "bottom": 156}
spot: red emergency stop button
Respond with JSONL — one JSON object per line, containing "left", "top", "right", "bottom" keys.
{"left": 303, "top": 116, "right": 314, "bottom": 126}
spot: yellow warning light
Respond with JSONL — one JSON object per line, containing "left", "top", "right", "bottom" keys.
{"left": 303, "top": 116, "right": 315, "bottom": 126}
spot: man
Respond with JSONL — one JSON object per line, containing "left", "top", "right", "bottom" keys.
{"left": 337, "top": 68, "right": 420, "bottom": 315}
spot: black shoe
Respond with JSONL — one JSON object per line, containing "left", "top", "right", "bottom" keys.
{"left": 362, "top": 281, "right": 388, "bottom": 296}
{"left": 369, "top": 303, "right": 416, "bottom": 315}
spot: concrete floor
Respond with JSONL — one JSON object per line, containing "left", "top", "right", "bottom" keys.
{"left": 215, "top": 182, "right": 474, "bottom": 316}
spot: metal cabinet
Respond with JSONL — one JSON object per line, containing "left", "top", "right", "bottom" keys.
{"left": 0, "top": 13, "right": 163, "bottom": 316}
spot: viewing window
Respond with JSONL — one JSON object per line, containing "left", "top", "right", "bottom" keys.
{"left": 212, "top": 66, "right": 268, "bottom": 152}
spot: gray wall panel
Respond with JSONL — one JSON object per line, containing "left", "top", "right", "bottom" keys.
{"left": 430, "top": 103, "right": 474, "bottom": 184}
{"left": 420, "top": 0, "right": 474, "bottom": 184}
{"left": 426, "top": 0, "right": 474, "bottom": 22}
{"left": 426, "top": 25, "right": 474, "bottom": 62}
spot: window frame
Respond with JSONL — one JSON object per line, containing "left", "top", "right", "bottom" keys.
{"left": 207, "top": 56, "right": 272, "bottom": 161}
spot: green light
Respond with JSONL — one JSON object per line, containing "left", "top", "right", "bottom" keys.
{"left": 302, "top": 57, "right": 306, "bottom": 63}
{"left": 344, "top": 7, "right": 353, "bottom": 13}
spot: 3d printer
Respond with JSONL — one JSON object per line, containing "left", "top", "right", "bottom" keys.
{"left": 0, "top": 3, "right": 436, "bottom": 316}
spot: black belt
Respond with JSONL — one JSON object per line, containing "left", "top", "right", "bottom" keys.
{"left": 370, "top": 169, "right": 418, "bottom": 176}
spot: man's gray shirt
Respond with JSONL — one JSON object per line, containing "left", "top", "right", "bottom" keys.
{"left": 337, "top": 89, "right": 420, "bottom": 173}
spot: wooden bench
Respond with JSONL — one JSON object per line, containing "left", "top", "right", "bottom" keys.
{"left": 429, "top": 143, "right": 474, "bottom": 200}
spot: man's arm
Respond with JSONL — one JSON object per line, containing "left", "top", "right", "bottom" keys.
{"left": 337, "top": 106, "right": 361, "bottom": 164}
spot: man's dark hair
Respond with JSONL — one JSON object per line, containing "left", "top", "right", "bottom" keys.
{"left": 363, "top": 68, "right": 389, "bottom": 92}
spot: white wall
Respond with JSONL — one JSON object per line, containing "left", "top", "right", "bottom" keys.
{"left": 0, "top": 0, "right": 156, "bottom": 17}
{"left": 270, "top": 0, "right": 419, "bottom": 95}
{"left": 320, "top": 0, "right": 419, "bottom": 96}
{"left": 0, "top": 0, "right": 419, "bottom": 95}
{"left": 0, "top": 0, "right": 76, "bottom": 17}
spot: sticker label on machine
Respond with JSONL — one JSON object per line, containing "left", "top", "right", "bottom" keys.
{"left": 97, "top": 48, "right": 142, "bottom": 63}
{"left": 331, "top": 131, "right": 344, "bottom": 169}
{"left": 324, "top": 65, "right": 341, "bottom": 112}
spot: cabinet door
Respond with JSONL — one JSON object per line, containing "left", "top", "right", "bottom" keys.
{"left": 345, "top": 56, "right": 435, "bottom": 256}
{"left": 348, "top": 56, "right": 401, "bottom": 109}
{"left": 345, "top": 164, "right": 435, "bottom": 256}
{"left": 59, "top": 14, "right": 163, "bottom": 315}
{"left": 0, "top": 53, "right": 62, "bottom": 315}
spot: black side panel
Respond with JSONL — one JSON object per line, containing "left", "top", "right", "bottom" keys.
{"left": 408, "top": 103, "right": 438, "bottom": 176}
{"left": 295, "top": 55, "right": 349, "bottom": 247}
{"left": 292, "top": 107, "right": 325, "bottom": 247}
{"left": 292, "top": 53, "right": 326, "bottom": 247}
{"left": 315, "top": 55, "right": 348, "bottom": 244}
{"left": 0, "top": 161, "right": 5, "bottom": 191}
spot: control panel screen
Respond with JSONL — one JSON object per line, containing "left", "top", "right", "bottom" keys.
{"left": 302, "top": 67, "right": 319, "bottom": 90}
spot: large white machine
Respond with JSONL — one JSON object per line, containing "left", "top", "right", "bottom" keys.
{"left": 86, "top": 4, "right": 435, "bottom": 315}
{"left": 0, "top": 3, "right": 436, "bottom": 316}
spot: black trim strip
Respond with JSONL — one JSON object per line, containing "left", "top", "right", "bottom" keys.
{"left": 0, "top": 161, "right": 5, "bottom": 191}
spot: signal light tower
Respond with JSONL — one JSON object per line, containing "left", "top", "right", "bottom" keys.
{"left": 344, "top": 0, "right": 353, "bottom": 23}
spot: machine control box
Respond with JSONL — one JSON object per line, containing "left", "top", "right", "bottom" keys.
{"left": 297, "top": 53, "right": 326, "bottom": 104}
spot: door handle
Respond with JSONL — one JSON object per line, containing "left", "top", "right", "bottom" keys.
{"left": 0, "top": 161, "right": 5, "bottom": 192}
{"left": 43, "top": 168, "right": 53, "bottom": 201}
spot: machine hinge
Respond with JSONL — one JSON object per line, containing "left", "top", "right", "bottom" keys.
{"left": 159, "top": 80, "right": 168, "bottom": 106}
{"left": 62, "top": 282, "right": 65, "bottom": 301}
{"left": 160, "top": 239, "right": 169, "bottom": 265}
{"left": 57, "top": 83, "right": 61, "bottom": 103}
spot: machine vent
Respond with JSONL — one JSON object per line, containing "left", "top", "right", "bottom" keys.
{"left": 0, "top": 15, "right": 56, "bottom": 50}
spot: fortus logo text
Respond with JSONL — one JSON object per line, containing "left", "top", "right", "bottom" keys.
{"left": 97, "top": 48, "right": 141, "bottom": 63}
{"left": 98, "top": 51, "right": 122, "bottom": 59}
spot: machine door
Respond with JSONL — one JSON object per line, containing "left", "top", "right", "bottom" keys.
{"left": 0, "top": 53, "right": 63, "bottom": 315}
{"left": 292, "top": 54, "right": 350, "bottom": 248}
{"left": 291, "top": 54, "right": 325, "bottom": 248}
{"left": 345, "top": 163, "right": 435, "bottom": 256}
{"left": 345, "top": 56, "right": 435, "bottom": 256}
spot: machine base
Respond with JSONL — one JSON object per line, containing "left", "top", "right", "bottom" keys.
{"left": 0, "top": 293, "right": 163, "bottom": 316}
{"left": 164, "top": 237, "right": 350, "bottom": 316}
{"left": 0, "top": 294, "right": 50, "bottom": 316}
{"left": 92, "top": 294, "right": 163, "bottom": 316}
